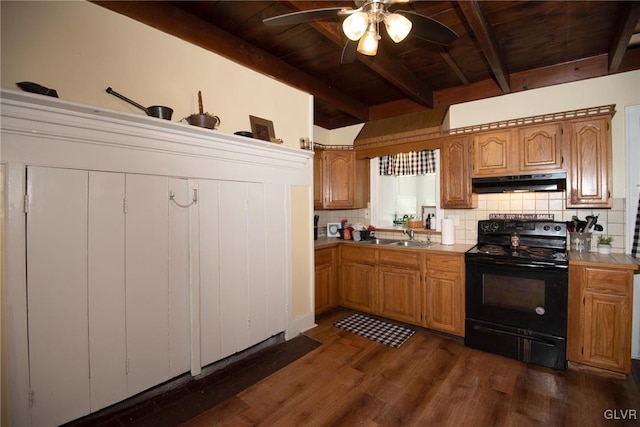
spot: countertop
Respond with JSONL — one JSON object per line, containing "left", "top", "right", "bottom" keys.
{"left": 314, "top": 236, "right": 473, "bottom": 254}
{"left": 568, "top": 251, "right": 640, "bottom": 271}
{"left": 316, "top": 237, "right": 640, "bottom": 270}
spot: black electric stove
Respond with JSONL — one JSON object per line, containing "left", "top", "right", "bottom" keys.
{"left": 464, "top": 219, "right": 569, "bottom": 370}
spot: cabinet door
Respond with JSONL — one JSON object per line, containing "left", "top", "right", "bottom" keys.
{"left": 567, "top": 117, "right": 612, "bottom": 208}
{"left": 378, "top": 266, "right": 421, "bottom": 324}
{"left": 315, "top": 248, "right": 338, "bottom": 315}
{"left": 88, "top": 171, "right": 127, "bottom": 412}
{"left": 440, "top": 135, "right": 476, "bottom": 209}
{"left": 518, "top": 123, "right": 564, "bottom": 172}
{"left": 125, "top": 174, "right": 171, "bottom": 396}
{"left": 313, "top": 149, "right": 324, "bottom": 210}
{"left": 582, "top": 292, "right": 630, "bottom": 372}
{"left": 198, "top": 179, "right": 222, "bottom": 366}
{"left": 425, "top": 254, "right": 464, "bottom": 336}
{"left": 167, "top": 178, "right": 191, "bottom": 378}
{"left": 218, "top": 181, "right": 251, "bottom": 358}
{"left": 262, "top": 183, "right": 287, "bottom": 337}
{"left": 472, "top": 130, "right": 513, "bottom": 177}
{"left": 26, "top": 167, "right": 90, "bottom": 426}
{"left": 323, "top": 151, "right": 356, "bottom": 209}
{"left": 425, "top": 271, "right": 464, "bottom": 336}
{"left": 340, "top": 261, "right": 376, "bottom": 313}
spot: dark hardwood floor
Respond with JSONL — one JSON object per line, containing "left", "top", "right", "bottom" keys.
{"left": 64, "top": 334, "right": 321, "bottom": 427}
{"left": 183, "top": 308, "right": 640, "bottom": 427}
{"left": 65, "top": 307, "right": 640, "bottom": 426}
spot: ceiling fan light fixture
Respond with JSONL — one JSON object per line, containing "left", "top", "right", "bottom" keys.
{"left": 357, "top": 24, "right": 379, "bottom": 56}
{"left": 384, "top": 12, "right": 412, "bottom": 43}
{"left": 342, "top": 11, "right": 368, "bottom": 41}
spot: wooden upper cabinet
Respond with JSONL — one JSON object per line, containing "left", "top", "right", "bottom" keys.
{"left": 471, "top": 124, "right": 565, "bottom": 178}
{"left": 518, "top": 123, "right": 564, "bottom": 172}
{"left": 441, "top": 135, "right": 477, "bottom": 209}
{"left": 313, "top": 149, "right": 324, "bottom": 210}
{"left": 472, "top": 130, "right": 513, "bottom": 177}
{"left": 567, "top": 116, "right": 612, "bottom": 208}
{"left": 315, "top": 150, "right": 369, "bottom": 210}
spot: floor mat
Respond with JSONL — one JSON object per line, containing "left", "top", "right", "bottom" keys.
{"left": 334, "top": 313, "right": 415, "bottom": 348}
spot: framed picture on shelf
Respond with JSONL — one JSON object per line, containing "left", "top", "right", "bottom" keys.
{"left": 249, "top": 115, "right": 276, "bottom": 142}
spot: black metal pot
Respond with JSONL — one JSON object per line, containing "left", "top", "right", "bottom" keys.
{"left": 106, "top": 87, "right": 173, "bottom": 120}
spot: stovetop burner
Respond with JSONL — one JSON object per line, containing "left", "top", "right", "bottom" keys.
{"left": 467, "top": 219, "right": 569, "bottom": 268}
{"left": 477, "top": 244, "right": 506, "bottom": 255}
{"left": 473, "top": 244, "right": 567, "bottom": 262}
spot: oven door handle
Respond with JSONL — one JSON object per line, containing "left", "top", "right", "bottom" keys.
{"left": 466, "top": 258, "right": 566, "bottom": 269}
{"left": 470, "top": 324, "right": 558, "bottom": 347}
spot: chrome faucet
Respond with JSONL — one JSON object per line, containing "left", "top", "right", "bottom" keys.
{"left": 404, "top": 229, "right": 415, "bottom": 240}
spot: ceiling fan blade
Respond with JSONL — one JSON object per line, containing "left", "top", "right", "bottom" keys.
{"left": 341, "top": 40, "right": 358, "bottom": 64}
{"left": 395, "top": 10, "right": 458, "bottom": 45}
{"left": 263, "top": 7, "right": 347, "bottom": 26}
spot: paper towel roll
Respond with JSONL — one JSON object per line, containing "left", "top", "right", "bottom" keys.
{"left": 441, "top": 218, "right": 455, "bottom": 245}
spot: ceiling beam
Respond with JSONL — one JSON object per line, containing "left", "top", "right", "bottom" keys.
{"left": 92, "top": 1, "right": 370, "bottom": 122}
{"left": 456, "top": 0, "right": 510, "bottom": 94}
{"left": 608, "top": 1, "right": 640, "bottom": 73}
{"left": 284, "top": 1, "right": 436, "bottom": 108}
{"left": 439, "top": 47, "right": 470, "bottom": 85}
{"left": 434, "top": 55, "right": 608, "bottom": 107}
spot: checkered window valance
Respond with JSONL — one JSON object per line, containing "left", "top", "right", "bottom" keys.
{"left": 378, "top": 150, "right": 437, "bottom": 176}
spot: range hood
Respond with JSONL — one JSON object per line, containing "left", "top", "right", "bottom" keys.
{"left": 472, "top": 172, "right": 567, "bottom": 193}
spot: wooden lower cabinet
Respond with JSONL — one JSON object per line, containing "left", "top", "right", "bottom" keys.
{"left": 378, "top": 249, "right": 422, "bottom": 324}
{"left": 424, "top": 253, "right": 465, "bottom": 336}
{"left": 340, "top": 261, "right": 377, "bottom": 313}
{"left": 568, "top": 264, "right": 634, "bottom": 374}
{"left": 314, "top": 247, "right": 338, "bottom": 315}
{"left": 334, "top": 245, "right": 465, "bottom": 337}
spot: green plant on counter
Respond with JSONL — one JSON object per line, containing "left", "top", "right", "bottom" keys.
{"left": 597, "top": 235, "right": 612, "bottom": 245}
{"left": 401, "top": 214, "right": 415, "bottom": 229}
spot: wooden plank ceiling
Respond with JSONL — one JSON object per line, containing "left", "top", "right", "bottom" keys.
{"left": 94, "top": 1, "right": 640, "bottom": 130}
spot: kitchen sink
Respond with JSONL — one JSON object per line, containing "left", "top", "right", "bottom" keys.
{"left": 387, "top": 240, "right": 429, "bottom": 247}
{"left": 357, "top": 238, "right": 398, "bottom": 245}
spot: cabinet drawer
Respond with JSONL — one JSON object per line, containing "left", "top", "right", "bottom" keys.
{"left": 585, "top": 267, "right": 631, "bottom": 296}
{"left": 426, "top": 254, "right": 462, "bottom": 273}
{"left": 315, "top": 247, "right": 334, "bottom": 266}
{"left": 340, "top": 245, "right": 376, "bottom": 264}
{"left": 378, "top": 249, "right": 421, "bottom": 269}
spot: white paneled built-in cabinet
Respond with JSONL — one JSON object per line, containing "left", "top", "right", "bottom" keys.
{"left": 26, "top": 167, "right": 191, "bottom": 424}
{"left": 88, "top": 171, "right": 127, "bottom": 412}
{"left": 26, "top": 167, "right": 91, "bottom": 426}
{"left": 2, "top": 90, "right": 313, "bottom": 427}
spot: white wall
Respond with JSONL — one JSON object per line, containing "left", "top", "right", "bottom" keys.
{"left": 313, "top": 123, "right": 363, "bottom": 145}
{"left": 0, "top": 0, "right": 316, "bottom": 354}
{"left": 0, "top": 1, "right": 312, "bottom": 150}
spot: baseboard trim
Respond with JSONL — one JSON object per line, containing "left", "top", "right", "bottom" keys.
{"left": 287, "top": 312, "right": 317, "bottom": 339}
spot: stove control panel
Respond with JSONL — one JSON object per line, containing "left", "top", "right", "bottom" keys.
{"left": 478, "top": 220, "right": 566, "bottom": 237}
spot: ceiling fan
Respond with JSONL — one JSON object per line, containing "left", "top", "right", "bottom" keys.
{"left": 263, "top": 0, "right": 458, "bottom": 63}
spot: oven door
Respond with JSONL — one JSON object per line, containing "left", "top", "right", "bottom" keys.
{"left": 465, "top": 258, "right": 568, "bottom": 337}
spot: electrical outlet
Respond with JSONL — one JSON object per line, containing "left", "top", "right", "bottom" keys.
{"left": 450, "top": 215, "right": 460, "bottom": 226}
{"left": 364, "top": 209, "right": 370, "bottom": 219}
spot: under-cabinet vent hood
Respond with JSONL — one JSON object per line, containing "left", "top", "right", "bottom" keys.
{"left": 472, "top": 172, "right": 567, "bottom": 193}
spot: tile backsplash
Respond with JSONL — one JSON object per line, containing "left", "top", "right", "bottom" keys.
{"left": 315, "top": 191, "right": 627, "bottom": 253}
